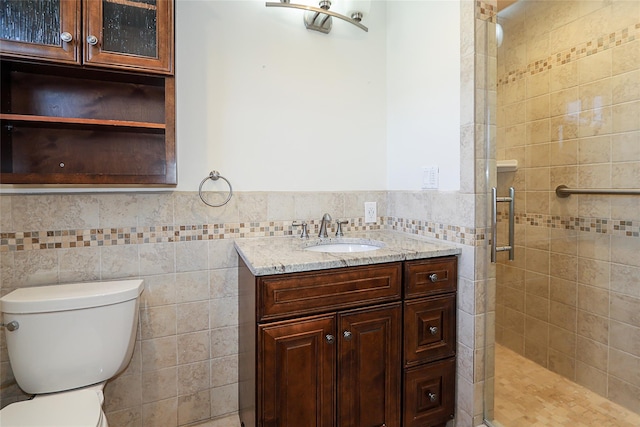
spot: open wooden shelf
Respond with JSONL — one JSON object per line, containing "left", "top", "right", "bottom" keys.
{"left": 1, "top": 60, "right": 175, "bottom": 185}
{"left": 1, "top": 114, "right": 166, "bottom": 132}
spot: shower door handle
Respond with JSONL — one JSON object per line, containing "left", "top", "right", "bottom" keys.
{"left": 491, "top": 187, "right": 515, "bottom": 263}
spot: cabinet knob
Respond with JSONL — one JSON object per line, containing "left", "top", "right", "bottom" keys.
{"left": 429, "top": 326, "right": 438, "bottom": 335}
{"left": 428, "top": 273, "right": 438, "bottom": 282}
{"left": 427, "top": 392, "right": 437, "bottom": 402}
{"left": 325, "top": 334, "right": 335, "bottom": 344}
{"left": 343, "top": 330, "right": 352, "bottom": 341}
{"left": 60, "top": 32, "right": 73, "bottom": 43}
{"left": 87, "top": 35, "right": 99, "bottom": 46}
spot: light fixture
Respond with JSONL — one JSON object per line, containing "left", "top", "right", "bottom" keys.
{"left": 266, "top": 0, "right": 369, "bottom": 34}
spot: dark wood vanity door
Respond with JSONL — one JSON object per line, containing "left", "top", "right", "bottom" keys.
{"left": 404, "top": 295, "right": 456, "bottom": 366}
{"left": 338, "top": 303, "right": 402, "bottom": 427}
{"left": 403, "top": 358, "right": 455, "bottom": 427}
{"left": 258, "top": 315, "right": 336, "bottom": 427}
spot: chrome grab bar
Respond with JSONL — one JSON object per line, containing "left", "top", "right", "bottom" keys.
{"left": 491, "top": 187, "right": 515, "bottom": 263}
{"left": 555, "top": 185, "right": 640, "bottom": 198}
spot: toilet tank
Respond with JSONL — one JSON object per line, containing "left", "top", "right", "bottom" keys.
{"left": 0, "top": 279, "right": 144, "bottom": 394}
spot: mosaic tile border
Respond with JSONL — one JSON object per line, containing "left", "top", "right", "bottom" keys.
{"left": 477, "top": 1, "right": 497, "bottom": 23}
{"left": 498, "top": 211, "right": 640, "bottom": 238}
{"left": 498, "top": 22, "right": 640, "bottom": 87}
{"left": 0, "top": 218, "right": 481, "bottom": 252}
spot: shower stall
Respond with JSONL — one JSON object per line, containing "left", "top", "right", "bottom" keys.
{"left": 482, "top": 1, "right": 640, "bottom": 426}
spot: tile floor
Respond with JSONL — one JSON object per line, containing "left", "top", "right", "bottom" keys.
{"left": 492, "top": 345, "right": 640, "bottom": 427}
{"left": 193, "top": 414, "right": 240, "bottom": 427}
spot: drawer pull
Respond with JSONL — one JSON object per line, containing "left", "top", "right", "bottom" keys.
{"left": 427, "top": 391, "right": 437, "bottom": 402}
{"left": 428, "top": 273, "right": 438, "bottom": 282}
{"left": 429, "top": 326, "right": 438, "bottom": 335}
{"left": 343, "top": 330, "right": 352, "bottom": 341}
{"left": 325, "top": 334, "right": 335, "bottom": 344}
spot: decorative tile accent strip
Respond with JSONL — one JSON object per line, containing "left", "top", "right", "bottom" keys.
{"left": 497, "top": 211, "right": 640, "bottom": 238}
{"left": 476, "top": 1, "right": 497, "bottom": 23}
{"left": 0, "top": 218, "right": 478, "bottom": 252}
{"left": 498, "top": 22, "right": 640, "bottom": 86}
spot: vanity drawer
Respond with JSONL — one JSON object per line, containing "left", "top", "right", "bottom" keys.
{"left": 404, "top": 295, "right": 456, "bottom": 366}
{"left": 403, "top": 358, "right": 455, "bottom": 427}
{"left": 404, "top": 257, "right": 457, "bottom": 298}
{"left": 258, "top": 263, "right": 402, "bottom": 321}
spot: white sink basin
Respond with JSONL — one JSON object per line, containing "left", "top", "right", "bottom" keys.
{"left": 303, "top": 239, "right": 385, "bottom": 253}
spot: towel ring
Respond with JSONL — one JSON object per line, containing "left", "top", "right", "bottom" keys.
{"left": 199, "top": 171, "right": 233, "bottom": 207}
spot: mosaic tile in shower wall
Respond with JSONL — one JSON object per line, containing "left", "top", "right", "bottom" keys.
{"left": 497, "top": 211, "right": 640, "bottom": 238}
{"left": 476, "top": 0, "right": 496, "bottom": 22}
{"left": 498, "top": 22, "right": 640, "bottom": 86}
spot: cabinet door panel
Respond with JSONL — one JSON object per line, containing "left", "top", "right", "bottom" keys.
{"left": 403, "top": 358, "right": 455, "bottom": 427}
{"left": 338, "top": 303, "right": 402, "bottom": 427}
{"left": 404, "top": 295, "right": 456, "bottom": 366}
{"left": 0, "top": 0, "right": 80, "bottom": 63}
{"left": 84, "top": 0, "right": 173, "bottom": 74}
{"left": 259, "top": 315, "right": 335, "bottom": 427}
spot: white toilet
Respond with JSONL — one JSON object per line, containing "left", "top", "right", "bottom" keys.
{"left": 0, "top": 279, "right": 144, "bottom": 427}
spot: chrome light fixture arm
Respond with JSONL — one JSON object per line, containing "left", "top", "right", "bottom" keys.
{"left": 266, "top": 1, "right": 369, "bottom": 33}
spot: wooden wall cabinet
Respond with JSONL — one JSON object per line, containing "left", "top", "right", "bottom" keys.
{"left": 239, "top": 256, "right": 458, "bottom": 427}
{"left": 0, "top": 0, "right": 175, "bottom": 185}
{"left": 0, "top": 0, "right": 173, "bottom": 74}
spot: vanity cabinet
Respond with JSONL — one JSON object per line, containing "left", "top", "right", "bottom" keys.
{"left": 0, "top": 0, "right": 175, "bottom": 185}
{"left": 239, "top": 255, "right": 458, "bottom": 427}
{"left": 0, "top": 0, "right": 173, "bottom": 74}
{"left": 240, "top": 262, "right": 403, "bottom": 427}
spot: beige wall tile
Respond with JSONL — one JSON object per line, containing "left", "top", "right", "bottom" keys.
{"left": 549, "top": 301, "right": 577, "bottom": 333}
{"left": 612, "top": 101, "right": 640, "bottom": 133}
{"left": 577, "top": 310, "right": 609, "bottom": 344}
{"left": 178, "top": 390, "right": 211, "bottom": 426}
{"left": 142, "top": 337, "right": 177, "bottom": 373}
{"left": 612, "top": 40, "right": 640, "bottom": 76}
{"left": 176, "top": 271, "right": 210, "bottom": 303}
{"left": 578, "top": 284, "right": 609, "bottom": 317}
{"left": 550, "top": 61, "right": 578, "bottom": 92}
{"left": 612, "top": 70, "right": 640, "bottom": 105}
{"left": 609, "top": 348, "right": 640, "bottom": 388}
{"left": 610, "top": 293, "right": 640, "bottom": 328}
{"left": 526, "top": 94, "right": 550, "bottom": 121}
{"left": 578, "top": 136, "right": 611, "bottom": 165}
{"left": 608, "top": 376, "right": 640, "bottom": 414}
{"left": 177, "top": 301, "right": 209, "bottom": 334}
{"left": 579, "top": 78, "right": 612, "bottom": 110}
{"left": 142, "top": 398, "right": 178, "bottom": 427}
{"left": 575, "top": 360, "right": 607, "bottom": 396}
{"left": 178, "top": 361, "right": 210, "bottom": 396}
{"left": 142, "top": 367, "right": 177, "bottom": 403}
{"left": 579, "top": 50, "right": 612, "bottom": 84}
{"left": 175, "top": 241, "right": 208, "bottom": 273}
{"left": 140, "top": 306, "right": 177, "bottom": 340}
{"left": 612, "top": 131, "right": 640, "bottom": 162}
{"left": 177, "top": 331, "right": 210, "bottom": 365}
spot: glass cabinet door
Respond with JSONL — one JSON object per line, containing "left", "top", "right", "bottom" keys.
{"left": 84, "top": 0, "right": 173, "bottom": 74}
{"left": 0, "top": 0, "right": 80, "bottom": 63}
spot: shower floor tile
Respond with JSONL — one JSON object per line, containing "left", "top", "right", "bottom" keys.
{"left": 494, "top": 344, "right": 640, "bottom": 427}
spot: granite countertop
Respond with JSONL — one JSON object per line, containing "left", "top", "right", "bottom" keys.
{"left": 234, "top": 230, "right": 462, "bottom": 276}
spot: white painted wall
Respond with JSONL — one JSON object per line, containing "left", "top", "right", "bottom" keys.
{"left": 0, "top": 1, "right": 461, "bottom": 193}
{"left": 177, "top": 0, "right": 388, "bottom": 192}
{"left": 386, "top": 0, "right": 461, "bottom": 191}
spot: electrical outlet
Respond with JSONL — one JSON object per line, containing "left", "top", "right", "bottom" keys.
{"left": 364, "top": 202, "right": 377, "bottom": 223}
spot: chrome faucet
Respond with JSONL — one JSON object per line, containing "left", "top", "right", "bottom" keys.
{"left": 318, "top": 213, "right": 332, "bottom": 238}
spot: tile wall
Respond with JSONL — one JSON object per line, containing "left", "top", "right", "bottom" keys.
{"left": 495, "top": 0, "right": 640, "bottom": 414}
{"left": 0, "top": 189, "right": 483, "bottom": 427}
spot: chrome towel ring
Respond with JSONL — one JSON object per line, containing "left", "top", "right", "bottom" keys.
{"left": 199, "top": 171, "right": 233, "bottom": 207}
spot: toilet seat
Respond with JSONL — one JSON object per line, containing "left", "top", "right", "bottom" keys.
{"left": 0, "top": 389, "right": 104, "bottom": 427}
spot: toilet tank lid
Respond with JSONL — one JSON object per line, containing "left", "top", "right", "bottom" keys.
{"left": 0, "top": 279, "right": 144, "bottom": 314}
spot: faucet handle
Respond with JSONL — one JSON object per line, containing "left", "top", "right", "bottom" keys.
{"left": 292, "top": 221, "right": 309, "bottom": 238}
{"left": 335, "top": 219, "right": 348, "bottom": 237}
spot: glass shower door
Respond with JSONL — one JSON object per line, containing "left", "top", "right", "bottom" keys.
{"left": 484, "top": 1, "right": 640, "bottom": 426}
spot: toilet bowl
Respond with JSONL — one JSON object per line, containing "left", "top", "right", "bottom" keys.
{"left": 0, "top": 388, "right": 106, "bottom": 427}
{"left": 0, "top": 280, "right": 144, "bottom": 427}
